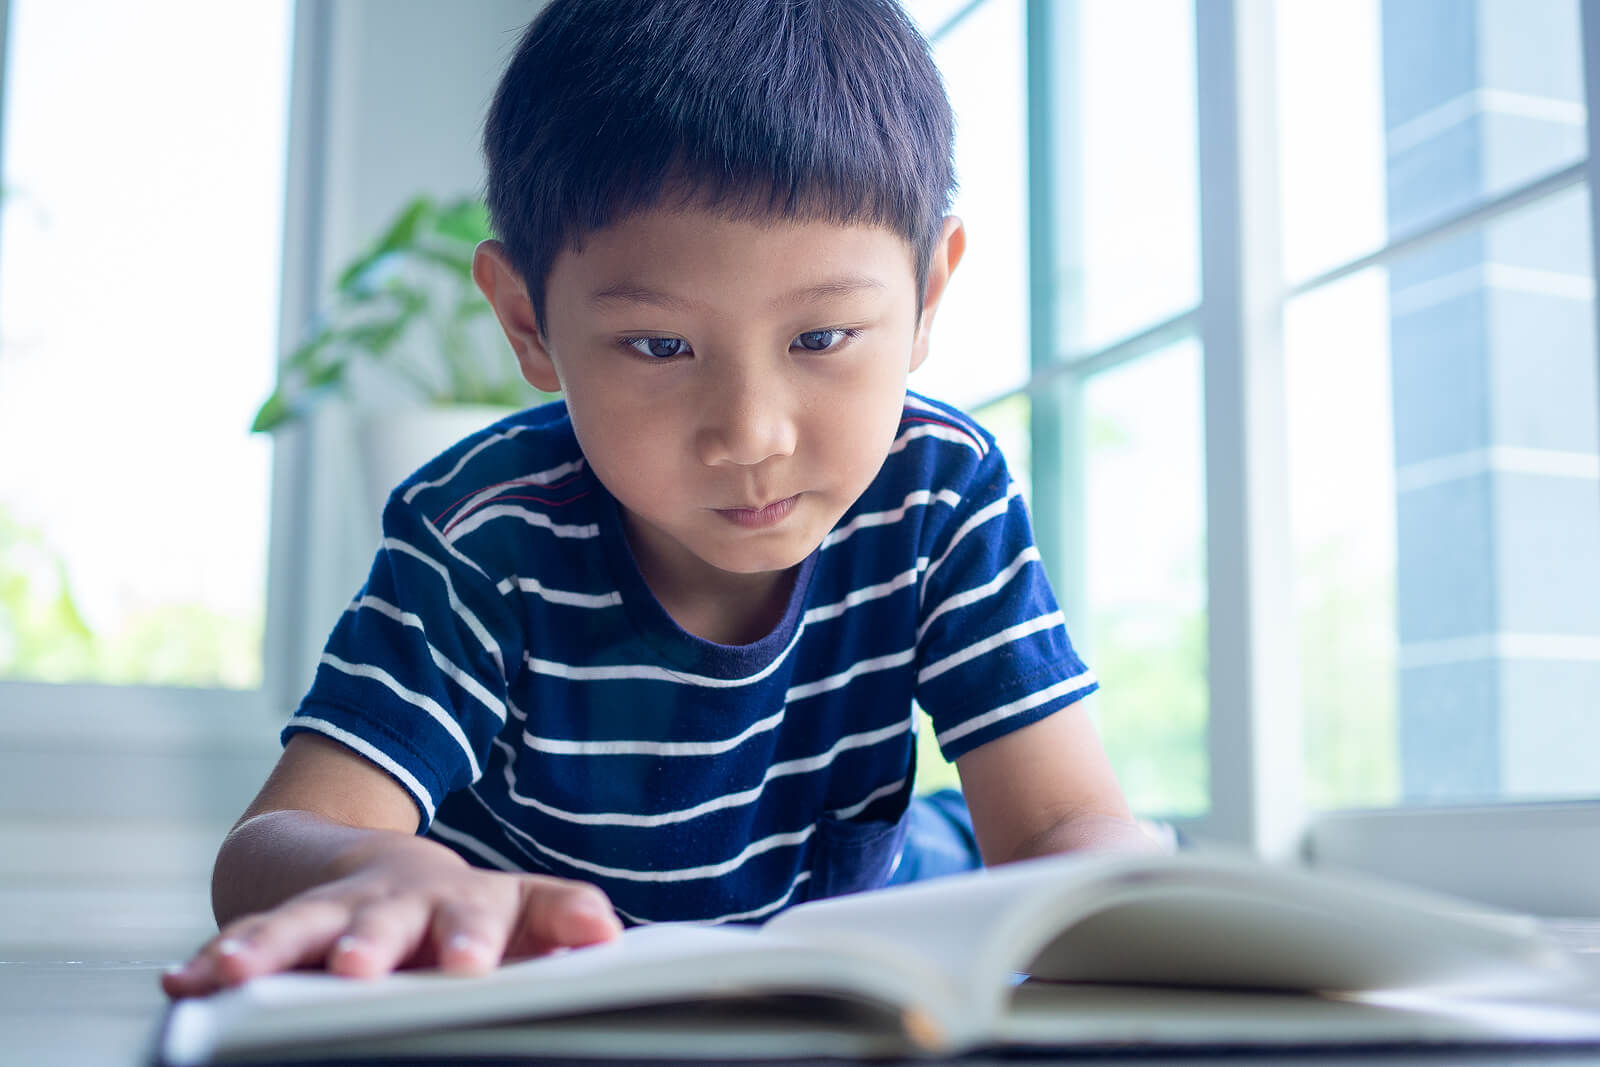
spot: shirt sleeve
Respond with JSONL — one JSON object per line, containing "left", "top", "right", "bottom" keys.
{"left": 282, "top": 491, "right": 523, "bottom": 831}
{"left": 913, "top": 442, "right": 1098, "bottom": 763}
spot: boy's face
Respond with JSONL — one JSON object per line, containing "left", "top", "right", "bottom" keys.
{"left": 475, "top": 206, "right": 963, "bottom": 594}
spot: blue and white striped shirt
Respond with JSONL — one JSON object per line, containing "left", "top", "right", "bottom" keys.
{"left": 284, "top": 392, "right": 1097, "bottom": 925}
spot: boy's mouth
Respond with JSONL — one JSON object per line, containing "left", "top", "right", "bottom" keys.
{"left": 715, "top": 494, "right": 800, "bottom": 529}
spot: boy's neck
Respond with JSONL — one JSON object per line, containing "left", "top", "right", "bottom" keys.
{"left": 655, "top": 567, "right": 799, "bottom": 646}
{"left": 620, "top": 513, "right": 801, "bottom": 646}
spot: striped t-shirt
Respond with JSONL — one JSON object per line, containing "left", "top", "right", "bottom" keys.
{"left": 284, "top": 392, "right": 1098, "bottom": 925}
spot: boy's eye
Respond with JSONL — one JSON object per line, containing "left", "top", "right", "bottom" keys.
{"left": 793, "top": 328, "right": 855, "bottom": 352}
{"left": 624, "top": 336, "right": 691, "bottom": 359}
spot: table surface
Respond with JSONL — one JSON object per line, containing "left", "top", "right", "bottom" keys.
{"left": 9, "top": 925, "right": 1600, "bottom": 1067}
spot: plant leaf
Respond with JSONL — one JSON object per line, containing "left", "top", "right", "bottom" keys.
{"left": 250, "top": 390, "right": 294, "bottom": 433}
{"left": 435, "top": 198, "right": 492, "bottom": 245}
{"left": 409, "top": 245, "right": 476, "bottom": 280}
{"left": 335, "top": 196, "right": 435, "bottom": 292}
{"left": 304, "top": 359, "right": 345, "bottom": 389}
{"left": 283, "top": 328, "right": 335, "bottom": 372}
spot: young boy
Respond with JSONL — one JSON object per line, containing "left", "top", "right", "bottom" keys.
{"left": 164, "top": 0, "right": 1152, "bottom": 998}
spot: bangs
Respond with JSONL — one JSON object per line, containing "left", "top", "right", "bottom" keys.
{"left": 484, "top": 0, "right": 955, "bottom": 325}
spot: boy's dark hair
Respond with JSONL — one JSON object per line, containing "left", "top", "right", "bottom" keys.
{"left": 483, "top": 0, "right": 956, "bottom": 330}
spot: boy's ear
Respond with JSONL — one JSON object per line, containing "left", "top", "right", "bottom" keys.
{"left": 909, "top": 216, "right": 966, "bottom": 373}
{"left": 473, "top": 240, "right": 562, "bottom": 394}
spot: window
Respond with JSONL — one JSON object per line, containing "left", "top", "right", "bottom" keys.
{"left": 913, "top": 0, "right": 1212, "bottom": 817}
{"left": 1276, "top": 0, "right": 1599, "bottom": 809}
{"left": 999, "top": 0, "right": 1600, "bottom": 878}
{"left": 1024, "top": 0, "right": 1209, "bottom": 818}
{"left": 0, "top": 0, "right": 293, "bottom": 694}
{"left": 1082, "top": 341, "right": 1207, "bottom": 815}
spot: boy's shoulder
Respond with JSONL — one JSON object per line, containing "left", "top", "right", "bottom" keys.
{"left": 386, "top": 399, "right": 590, "bottom": 537}
{"left": 897, "top": 391, "right": 998, "bottom": 460}
{"left": 860, "top": 391, "right": 1005, "bottom": 508}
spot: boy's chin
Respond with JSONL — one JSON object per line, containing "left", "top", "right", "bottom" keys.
{"left": 689, "top": 525, "right": 827, "bottom": 578}
{"left": 698, "top": 543, "right": 817, "bottom": 578}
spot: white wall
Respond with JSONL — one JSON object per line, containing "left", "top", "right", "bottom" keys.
{"left": 276, "top": 0, "right": 542, "bottom": 690}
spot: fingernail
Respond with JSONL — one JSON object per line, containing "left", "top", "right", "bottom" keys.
{"left": 216, "top": 938, "right": 249, "bottom": 958}
{"left": 334, "top": 934, "right": 369, "bottom": 956}
{"left": 447, "top": 933, "right": 488, "bottom": 956}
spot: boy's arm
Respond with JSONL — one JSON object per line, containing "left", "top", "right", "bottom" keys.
{"left": 955, "top": 699, "right": 1161, "bottom": 863}
{"left": 161, "top": 734, "right": 620, "bottom": 998}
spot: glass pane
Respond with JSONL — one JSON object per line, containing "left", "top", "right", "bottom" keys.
{"left": 1284, "top": 273, "right": 1401, "bottom": 809}
{"left": 977, "top": 391, "right": 1033, "bottom": 506}
{"left": 1082, "top": 342, "right": 1208, "bottom": 817}
{"left": 1288, "top": 185, "right": 1600, "bottom": 808}
{"left": 917, "top": 0, "right": 1030, "bottom": 408}
{"left": 1055, "top": 0, "right": 1199, "bottom": 355}
{"left": 0, "top": 0, "right": 292, "bottom": 687}
{"left": 1276, "top": 0, "right": 1586, "bottom": 284}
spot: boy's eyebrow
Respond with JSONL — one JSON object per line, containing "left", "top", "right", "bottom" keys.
{"left": 587, "top": 275, "right": 885, "bottom": 312}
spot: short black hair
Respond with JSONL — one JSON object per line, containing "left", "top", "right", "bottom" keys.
{"left": 482, "top": 0, "right": 956, "bottom": 330}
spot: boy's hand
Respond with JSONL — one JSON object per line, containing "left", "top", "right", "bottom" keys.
{"left": 162, "top": 837, "right": 621, "bottom": 998}
{"left": 164, "top": 734, "right": 621, "bottom": 998}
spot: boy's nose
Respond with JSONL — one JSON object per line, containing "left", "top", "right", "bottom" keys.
{"left": 696, "top": 373, "right": 798, "bottom": 468}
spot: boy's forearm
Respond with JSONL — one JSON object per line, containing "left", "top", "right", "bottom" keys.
{"left": 211, "top": 809, "right": 466, "bottom": 925}
{"left": 1003, "top": 810, "right": 1166, "bottom": 864}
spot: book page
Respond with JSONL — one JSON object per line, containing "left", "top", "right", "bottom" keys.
{"left": 762, "top": 851, "right": 1583, "bottom": 1004}
{"left": 761, "top": 853, "right": 1120, "bottom": 998}
{"left": 1021, "top": 875, "right": 1583, "bottom": 996}
{"left": 999, "top": 982, "right": 1600, "bottom": 1048}
{"left": 236, "top": 995, "right": 914, "bottom": 1064}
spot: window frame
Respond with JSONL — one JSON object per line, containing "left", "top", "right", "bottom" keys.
{"left": 1013, "top": 0, "right": 1600, "bottom": 904}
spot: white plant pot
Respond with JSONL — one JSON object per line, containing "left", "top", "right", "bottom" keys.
{"left": 356, "top": 405, "right": 518, "bottom": 520}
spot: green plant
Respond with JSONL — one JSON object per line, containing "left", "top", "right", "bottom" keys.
{"left": 252, "top": 195, "right": 538, "bottom": 433}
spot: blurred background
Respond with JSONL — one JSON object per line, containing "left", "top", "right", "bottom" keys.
{"left": 1, "top": 0, "right": 1598, "bottom": 958}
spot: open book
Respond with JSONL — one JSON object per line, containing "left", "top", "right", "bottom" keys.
{"left": 159, "top": 850, "right": 1600, "bottom": 1064}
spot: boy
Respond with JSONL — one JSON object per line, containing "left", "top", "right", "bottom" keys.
{"left": 164, "top": 0, "right": 1152, "bottom": 998}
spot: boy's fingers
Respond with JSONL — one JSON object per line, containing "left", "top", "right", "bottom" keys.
{"left": 327, "top": 897, "right": 433, "bottom": 978}
{"left": 161, "top": 875, "right": 623, "bottom": 998}
{"left": 215, "top": 901, "right": 355, "bottom": 983}
{"left": 508, "top": 879, "right": 622, "bottom": 958}
{"left": 430, "top": 902, "right": 513, "bottom": 975}
{"left": 162, "top": 958, "right": 222, "bottom": 998}
{"left": 162, "top": 901, "right": 352, "bottom": 997}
